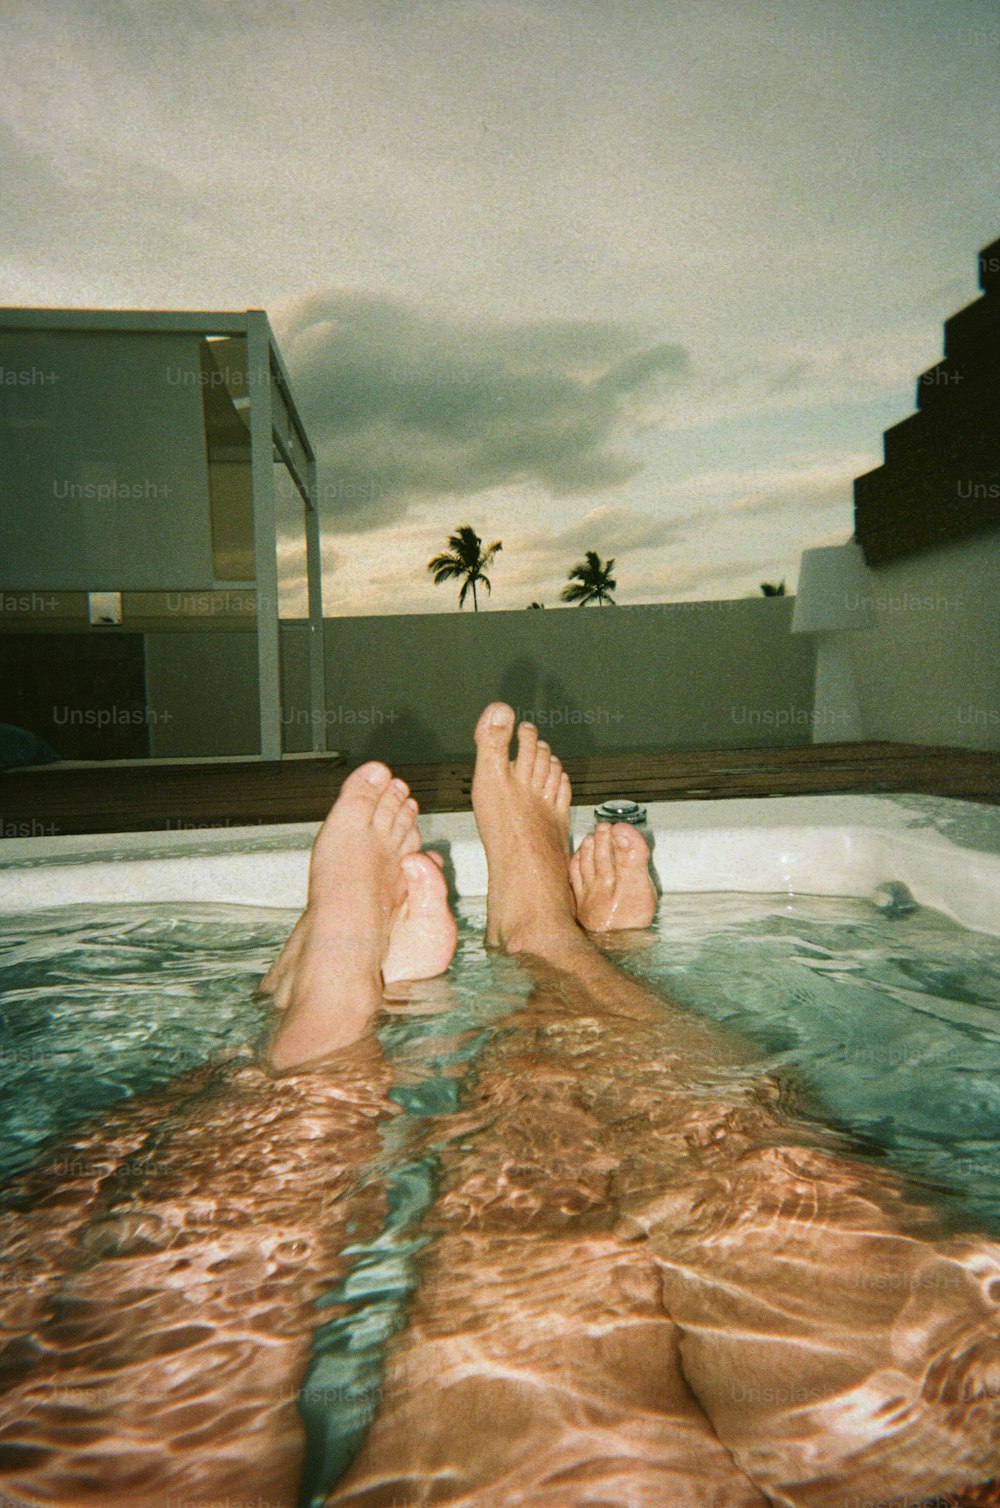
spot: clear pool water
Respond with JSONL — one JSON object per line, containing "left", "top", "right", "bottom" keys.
{"left": 1, "top": 893, "right": 999, "bottom": 1505}
{"left": 3, "top": 894, "right": 999, "bottom": 1227}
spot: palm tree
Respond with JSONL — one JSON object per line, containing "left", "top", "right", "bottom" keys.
{"left": 759, "top": 580, "right": 786, "bottom": 596}
{"left": 427, "top": 525, "right": 502, "bottom": 611}
{"left": 561, "top": 551, "right": 617, "bottom": 606}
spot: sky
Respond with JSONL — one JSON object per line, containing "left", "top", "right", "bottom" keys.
{"left": 2, "top": 0, "right": 998, "bottom": 615}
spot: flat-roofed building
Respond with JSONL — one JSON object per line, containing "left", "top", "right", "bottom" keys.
{"left": 0, "top": 308, "right": 326, "bottom": 760}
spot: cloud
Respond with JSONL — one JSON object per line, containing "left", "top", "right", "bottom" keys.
{"left": 274, "top": 529, "right": 343, "bottom": 617}
{"left": 624, "top": 559, "right": 755, "bottom": 599}
{"left": 516, "top": 502, "right": 693, "bottom": 560}
{"left": 275, "top": 294, "right": 690, "bottom": 531}
{"left": 724, "top": 456, "right": 867, "bottom": 517}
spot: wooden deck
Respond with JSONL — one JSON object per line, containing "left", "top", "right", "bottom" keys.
{"left": 2, "top": 743, "right": 998, "bottom": 837}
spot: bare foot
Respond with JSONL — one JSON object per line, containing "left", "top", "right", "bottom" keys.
{"left": 383, "top": 850, "right": 458, "bottom": 984}
{"left": 262, "top": 851, "right": 456, "bottom": 1003}
{"left": 471, "top": 702, "right": 581, "bottom": 955}
{"left": 264, "top": 764, "right": 456, "bottom": 1071}
{"left": 570, "top": 821, "right": 657, "bottom": 931}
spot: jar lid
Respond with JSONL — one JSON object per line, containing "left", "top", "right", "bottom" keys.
{"left": 594, "top": 799, "right": 647, "bottom": 825}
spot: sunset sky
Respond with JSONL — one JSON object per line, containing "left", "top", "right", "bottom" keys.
{"left": 3, "top": 0, "right": 998, "bottom": 614}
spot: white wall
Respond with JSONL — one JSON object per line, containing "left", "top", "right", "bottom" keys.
{"left": 0, "top": 330, "right": 215, "bottom": 590}
{"left": 129, "top": 533, "right": 1000, "bottom": 762}
{"left": 282, "top": 597, "right": 815, "bottom": 762}
{"left": 145, "top": 630, "right": 259, "bottom": 757}
{"left": 845, "top": 529, "right": 1000, "bottom": 751}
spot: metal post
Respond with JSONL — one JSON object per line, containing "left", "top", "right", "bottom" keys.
{"left": 246, "top": 312, "right": 282, "bottom": 760}
{"left": 304, "top": 453, "right": 327, "bottom": 751}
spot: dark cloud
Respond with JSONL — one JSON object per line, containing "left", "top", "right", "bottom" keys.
{"left": 276, "top": 294, "right": 690, "bottom": 531}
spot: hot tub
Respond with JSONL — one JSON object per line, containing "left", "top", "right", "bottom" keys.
{"left": 2, "top": 793, "right": 998, "bottom": 936}
{"left": 2, "top": 792, "right": 999, "bottom": 1506}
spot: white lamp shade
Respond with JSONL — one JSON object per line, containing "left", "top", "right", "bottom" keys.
{"left": 791, "top": 540, "right": 876, "bottom": 633}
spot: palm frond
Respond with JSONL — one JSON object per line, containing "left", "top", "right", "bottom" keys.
{"left": 562, "top": 550, "right": 616, "bottom": 605}
{"left": 428, "top": 524, "right": 503, "bottom": 608}
{"left": 560, "top": 580, "right": 591, "bottom": 603}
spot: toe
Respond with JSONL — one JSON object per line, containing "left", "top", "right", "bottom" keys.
{"left": 392, "top": 796, "right": 421, "bottom": 851}
{"left": 474, "top": 703, "right": 517, "bottom": 772}
{"left": 542, "top": 753, "right": 563, "bottom": 802}
{"left": 556, "top": 771, "right": 572, "bottom": 814}
{"left": 578, "top": 831, "right": 597, "bottom": 885}
{"left": 514, "top": 720, "right": 539, "bottom": 780}
{"left": 531, "top": 739, "right": 553, "bottom": 792}
{"left": 399, "top": 851, "right": 448, "bottom": 913}
{"left": 593, "top": 820, "right": 615, "bottom": 873}
{"left": 372, "top": 778, "right": 408, "bottom": 837}
{"left": 612, "top": 822, "right": 651, "bottom": 868}
{"left": 337, "top": 761, "right": 394, "bottom": 807}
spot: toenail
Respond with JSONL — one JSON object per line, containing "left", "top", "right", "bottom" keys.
{"left": 364, "top": 765, "right": 386, "bottom": 784}
{"left": 489, "top": 705, "right": 513, "bottom": 725}
{"left": 613, "top": 832, "right": 631, "bottom": 849}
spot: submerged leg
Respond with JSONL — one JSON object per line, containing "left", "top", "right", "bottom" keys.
{"left": 0, "top": 763, "right": 460, "bottom": 1506}
{"left": 0, "top": 1046, "right": 396, "bottom": 1508}
{"left": 466, "top": 701, "right": 1000, "bottom": 1507}
{"left": 328, "top": 706, "right": 769, "bottom": 1504}
{"left": 264, "top": 762, "right": 457, "bottom": 1071}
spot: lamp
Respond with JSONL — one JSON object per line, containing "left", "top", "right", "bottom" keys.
{"left": 792, "top": 539, "right": 875, "bottom": 743}
{"left": 791, "top": 540, "right": 875, "bottom": 634}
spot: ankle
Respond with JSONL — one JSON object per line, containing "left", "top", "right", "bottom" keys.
{"left": 267, "top": 966, "right": 382, "bottom": 1071}
{"left": 502, "top": 913, "right": 589, "bottom": 960}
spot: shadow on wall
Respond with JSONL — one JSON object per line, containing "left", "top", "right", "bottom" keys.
{"left": 336, "top": 660, "right": 602, "bottom": 764}
{"left": 348, "top": 657, "right": 606, "bottom": 766}
{"left": 353, "top": 708, "right": 446, "bottom": 765}
{"left": 283, "top": 597, "right": 816, "bottom": 764}
{"left": 500, "top": 658, "right": 602, "bottom": 755}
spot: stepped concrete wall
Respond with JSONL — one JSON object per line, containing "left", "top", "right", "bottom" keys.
{"left": 845, "top": 528, "right": 1000, "bottom": 752}
{"left": 855, "top": 234, "right": 1000, "bottom": 563}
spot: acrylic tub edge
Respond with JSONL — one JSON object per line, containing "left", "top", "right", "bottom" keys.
{"left": 1, "top": 794, "right": 998, "bottom": 937}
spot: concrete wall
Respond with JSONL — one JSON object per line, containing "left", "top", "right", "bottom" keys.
{"left": 145, "top": 630, "right": 260, "bottom": 757}
{"left": 281, "top": 597, "right": 816, "bottom": 762}
{"left": 844, "top": 528, "right": 1000, "bottom": 751}
{"left": 95, "top": 528, "right": 1000, "bottom": 762}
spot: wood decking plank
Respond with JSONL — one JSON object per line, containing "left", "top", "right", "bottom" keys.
{"left": 1, "top": 743, "right": 997, "bottom": 836}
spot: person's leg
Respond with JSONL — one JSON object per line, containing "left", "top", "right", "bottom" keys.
{"left": 470, "top": 704, "right": 740, "bottom": 1050}
{"left": 327, "top": 707, "right": 769, "bottom": 1504}
{"left": 0, "top": 1046, "right": 396, "bottom": 1508}
{"left": 468, "top": 702, "right": 1000, "bottom": 1507}
{"left": 264, "top": 761, "right": 457, "bottom": 1071}
{"left": 0, "top": 763, "right": 460, "bottom": 1507}
{"left": 570, "top": 820, "right": 658, "bottom": 931}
